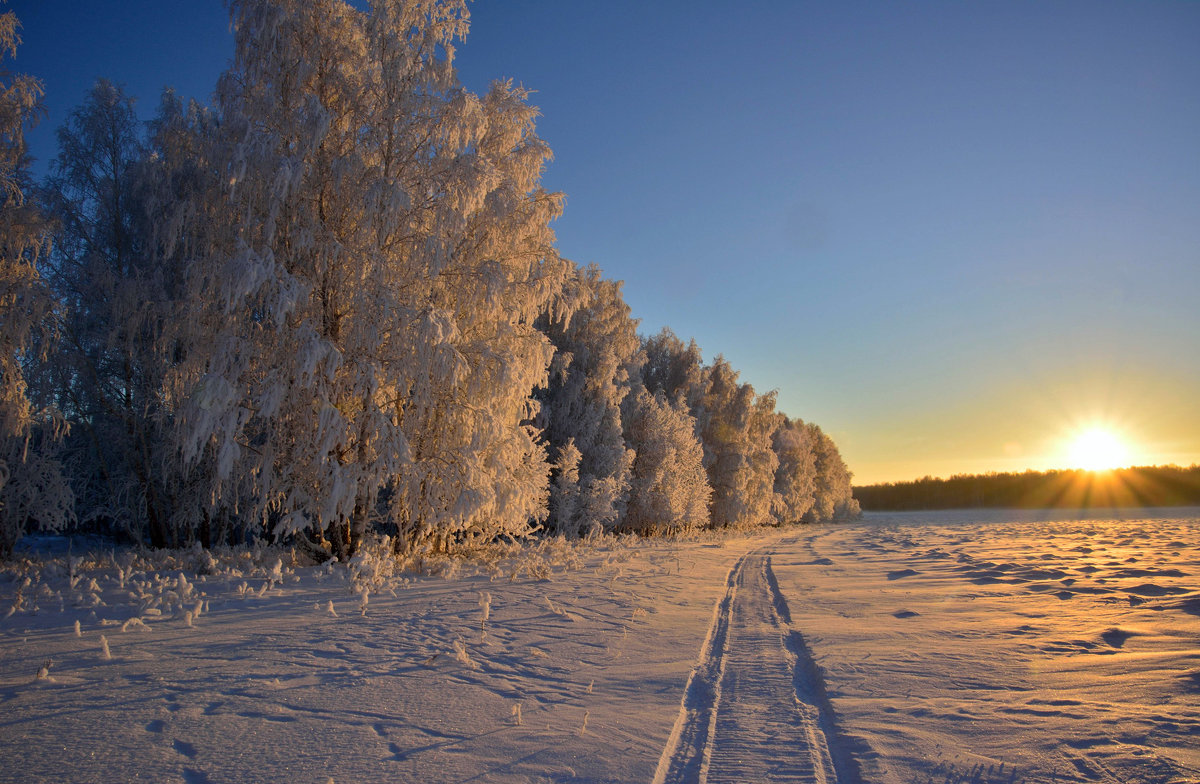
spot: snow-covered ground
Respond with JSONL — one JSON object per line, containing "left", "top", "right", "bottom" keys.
{"left": 2, "top": 510, "right": 1198, "bottom": 783}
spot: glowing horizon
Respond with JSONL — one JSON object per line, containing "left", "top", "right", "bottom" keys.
{"left": 1062, "top": 426, "right": 1132, "bottom": 472}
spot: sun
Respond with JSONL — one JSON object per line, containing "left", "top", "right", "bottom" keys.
{"left": 1064, "top": 426, "right": 1132, "bottom": 472}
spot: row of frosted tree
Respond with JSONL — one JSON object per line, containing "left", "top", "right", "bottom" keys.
{"left": 0, "top": 0, "right": 857, "bottom": 560}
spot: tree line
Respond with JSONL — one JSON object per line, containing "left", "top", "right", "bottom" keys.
{"left": 853, "top": 465, "right": 1200, "bottom": 512}
{"left": 0, "top": 0, "right": 858, "bottom": 560}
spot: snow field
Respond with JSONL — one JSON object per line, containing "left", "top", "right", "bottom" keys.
{"left": 2, "top": 511, "right": 1197, "bottom": 783}
{"left": 775, "top": 510, "right": 1200, "bottom": 784}
{"left": 0, "top": 532, "right": 773, "bottom": 783}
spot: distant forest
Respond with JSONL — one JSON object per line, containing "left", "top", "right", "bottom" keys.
{"left": 854, "top": 465, "right": 1200, "bottom": 511}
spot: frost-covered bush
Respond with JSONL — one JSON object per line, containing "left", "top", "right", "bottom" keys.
{"left": 0, "top": 436, "right": 74, "bottom": 556}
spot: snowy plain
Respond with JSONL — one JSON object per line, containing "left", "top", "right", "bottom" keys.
{"left": 1, "top": 509, "right": 1197, "bottom": 784}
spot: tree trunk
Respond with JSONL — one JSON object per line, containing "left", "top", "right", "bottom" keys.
{"left": 296, "top": 527, "right": 334, "bottom": 564}
{"left": 348, "top": 500, "right": 368, "bottom": 558}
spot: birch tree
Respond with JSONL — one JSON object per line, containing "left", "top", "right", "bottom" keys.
{"left": 639, "top": 331, "right": 781, "bottom": 530}
{"left": 0, "top": 9, "right": 72, "bottom": 555}
{"left": 537, "top": 264, "right": 637, "bottom": 535}
{"left": 135, "top": 90, "right": 240, "bottom": 546}
{"left": 0, "top": 9, "right": 47, "bottom": 444}
{"left": 692, "top": 358, "right": 779, "bottom": 528}
{"left": 640, "top": 327, "right": 704, "bottom": 407}
{"left": 41, "top": 79, "right": 186, "bottom": 545}
{"left": 621, "top": 387, "right": 709, "bottom": 534}
{"left": 805, "top": 423, "right": 860, "bottom": 521}
{"left": 770, "top": 414, "right": 816, "bottom": 524}
{"left": 172, "top": 0, "right": 570, "bottom": 558}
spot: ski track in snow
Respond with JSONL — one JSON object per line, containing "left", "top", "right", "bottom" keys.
{"left": 653, "top": 541, "right": 859, "bottom": 784}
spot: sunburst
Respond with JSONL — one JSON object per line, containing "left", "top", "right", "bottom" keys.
{"left": 1065, "top": 426, "right": 1131, "bottom": 472}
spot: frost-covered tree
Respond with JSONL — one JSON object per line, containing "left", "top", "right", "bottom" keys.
{"left": 171, "top": 0, "right": 570, "bottom": 558}
{"left": 640, "top": 327, "right": 704, "bottom": 408}
{"left": 692, "top": 358, "right": 779, "bottom": 528}
{"left": 621, "top": 387, "right": 710, "bottom": 534}
{"left": 769, "top": 414, "right": 816, "bottom": 524}
{"left": 0, "top": 9, "right": 72, "bottom": 555}
{"left": 640, "top": 332, "right": 781, "bottom": 530}
{"left": 41, "top": 79, "right": 184, "bottom": 544}
{"left": 805, "top": 423, "right": 860, "bottom": 521}
{"left": 536, "top": 264, "right": 637, "bottom": 535}
{"left": 0, "top": 9, "right": 48, "bottom": 444}
{"left": 547, "top": 438, "right": 582, "bottom": 532}
{"left": 134, "top": 90, "right": 237, "bottom": 547}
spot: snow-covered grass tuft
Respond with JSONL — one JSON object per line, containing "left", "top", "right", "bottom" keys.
{"left": 121, "top": 617, "right": 150, "bottom": 633}
{"left": 0, "top": 527, "right": 703, "bottom": 659}
{"left": 347, "top": 537, "right": 403, "bottom": 593}
{"left": 1, "top": 538, "right": 307, "bottom": 628}
{"left": 453, "top": 638, "right": 478, "bottom": 670}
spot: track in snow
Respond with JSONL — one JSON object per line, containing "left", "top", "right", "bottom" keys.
{"left": 652, "top": 545, "right": 861, "bottom": 784}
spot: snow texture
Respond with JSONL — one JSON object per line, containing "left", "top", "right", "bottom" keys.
{"left": 2, "top": 509, "right": 1198, "bottom": 783}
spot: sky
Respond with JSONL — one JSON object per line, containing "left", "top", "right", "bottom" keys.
{"left": 9, "top": 1, "right": 1200, "bottom": 485}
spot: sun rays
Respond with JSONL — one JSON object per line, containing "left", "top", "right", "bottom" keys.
{"left": 1064, "top": 426, "right": 1133, "bottom": 472}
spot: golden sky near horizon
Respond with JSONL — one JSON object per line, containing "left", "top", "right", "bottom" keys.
{"left": 844, "top": 366, "right": 1200, "bottom": 486}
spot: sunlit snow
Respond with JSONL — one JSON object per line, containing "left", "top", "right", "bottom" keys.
{"left": 2, "top": 510, "right": 1197, "bottom": 783}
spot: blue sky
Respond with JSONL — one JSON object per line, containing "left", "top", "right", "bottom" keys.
{"left": 11, "top": 1, "right": 1200, "bottom": 484}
